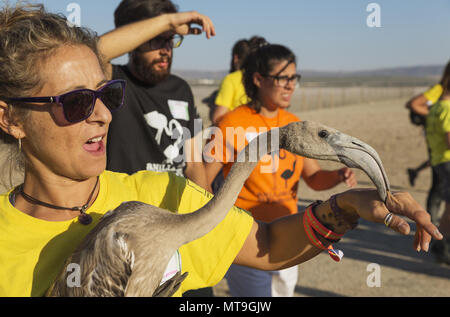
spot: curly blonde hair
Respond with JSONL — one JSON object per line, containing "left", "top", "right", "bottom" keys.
{"left": 0, "top": 2, "right": 103, "bottom": 188}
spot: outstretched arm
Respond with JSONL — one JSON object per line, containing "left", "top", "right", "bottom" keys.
{"left": 98, "top": 11, "right": 215, "bottom": 77}
{"left": 234, "top": 189, "right": 442, "bottom": 270}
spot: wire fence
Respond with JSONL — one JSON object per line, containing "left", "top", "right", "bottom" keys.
{"left": 194, "top": 85, "right": 427, "bottom": 124}
{"left": 291, "top": 86, "right": 426, "bottom": 112}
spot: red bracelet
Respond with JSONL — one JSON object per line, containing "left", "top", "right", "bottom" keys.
{"left": 303, "top": 209, "right": 328, "bottom": 250}
{"left": 302, "top": 202, "right": 344, "bottom": 262}
{"left": 304, "top": 203, "right": 343, "bottom": 241}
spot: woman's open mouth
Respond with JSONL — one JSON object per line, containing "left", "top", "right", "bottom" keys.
{"left": 83, "top": 135, "right": 106, "bottom": 156}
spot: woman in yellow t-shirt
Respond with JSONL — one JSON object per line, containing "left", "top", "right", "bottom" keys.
{"left": 0, "top": 3, "right": 440, "bottom": 297}
{"left": 212, "top": 36, "right": 267, "bottom": 125}
{"left": 406, "top": 62, "right": 450, "bottom": 225}
{"left": 210, "top": 37, "right": 266, "bottom": 194}
{"left": 425, "top": 74, "right": 450, "bottom": 264}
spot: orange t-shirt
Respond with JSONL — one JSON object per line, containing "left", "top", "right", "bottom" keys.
{"left": 208, "top": 105, "right": 304, "bottom": 222}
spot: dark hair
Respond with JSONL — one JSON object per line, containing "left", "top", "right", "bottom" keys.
{"left": 229, "top": 36, "right": 267, "bottom": 73}
{"left": 229, "top": 39, "right": 249, "bottom": 72}
{"left": 114, "top": 0, "right": 178, "bottom": 28}
{"left": 440, "top": 60, "right": 450, "bottom": 95}
{"left": 247, "top": 36, "right": 267, "bottom": 51}
{"left": 242, "top": 44, "right": 296, "bottom": 112}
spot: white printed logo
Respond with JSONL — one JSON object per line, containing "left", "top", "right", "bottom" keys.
{"left": 366, "top": 3, "right": 381, "bottom": 28}
{"left": 66, "top": 263, "right": 81, "bottom": 287}
{"left": 245, "top": 131, "right": 262, "bottom": 143}
{"left": 366, "top": 263, "right": 381, "bottom": 287}
{"left": 66, "top": 3, "right": 81, "bottom": 27}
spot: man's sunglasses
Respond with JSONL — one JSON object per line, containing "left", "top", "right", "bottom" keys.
{"left": 6, "top": 80, "right": 126, "bottom": 123}
{"left": 147, "top": 34, "right": 184, "bottom": 51}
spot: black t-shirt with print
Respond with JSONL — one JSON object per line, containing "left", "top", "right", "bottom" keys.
{"left": 106, "top": 65, "right": 201, "bottom": 176}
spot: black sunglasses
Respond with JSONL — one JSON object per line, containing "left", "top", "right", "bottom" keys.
{"left": 6, "top": 80, "right": 126, "bottom": 123}
{"left": 145, "top": 34, "right": 184, "bottom": 51}
{"left": 264, "top": 74, "right": 301, "bottom": 87}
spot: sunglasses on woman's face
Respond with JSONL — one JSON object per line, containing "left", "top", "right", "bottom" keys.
{"left": 6, "top": 79, "right": 126, "bottom": 123}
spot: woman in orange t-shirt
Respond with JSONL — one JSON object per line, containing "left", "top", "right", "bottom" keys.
{"left": 205, "top": 43, "right": 357, "bottom": 297}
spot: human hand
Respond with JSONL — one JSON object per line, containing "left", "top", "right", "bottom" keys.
{"left": 167, "top": 11, "right": 216, "bottom": 39}
{"left": 339, "top": 189, "right": 443, "bottom": 252}
{"left": 338, "top": 167, "right": 357, "bottom": 188}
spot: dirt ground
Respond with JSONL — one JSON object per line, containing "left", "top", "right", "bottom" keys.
{"left": 192, "top": 87, "right": 450, "bottom": 297}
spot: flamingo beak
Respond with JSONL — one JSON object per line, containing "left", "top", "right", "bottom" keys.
{"left": 328, "top": 131, "right": 391, "bottom": 203}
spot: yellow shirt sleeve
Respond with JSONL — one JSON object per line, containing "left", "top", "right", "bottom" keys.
{"left": 215, "top": 73, "right": 235, "bottom": 110}
{"left": 215, "top": 70, "right": 249, "bottom": 111}
{"left": 423, "top": 84, "right": 443, "bottom": 105}
{"left": 426, "top": 100, "right": 450, "bottom": 166}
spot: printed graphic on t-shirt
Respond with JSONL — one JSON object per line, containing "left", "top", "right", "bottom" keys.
{"left": 280, "top": 159, "right": 297, "bottom": 188}
{"left": 143, "top": 110, "right": 185, "bottom": 175}
{"left": 146, "top": 162, "right": 184, "bottom": 176}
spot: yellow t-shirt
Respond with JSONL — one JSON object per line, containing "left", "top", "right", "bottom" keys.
{"left": 423, "top": 84, "right": 443, "bottom": 105}
{"left": 214, "top": 70, "right": 250, "bottom": 111}
{"left": 0, "top": 170, "right": 253, "bottom": 297}
{"left": 426, "top": 100, "right": 450, "bottom": 166}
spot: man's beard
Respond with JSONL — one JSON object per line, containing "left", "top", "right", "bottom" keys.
{"left": 130, "top": 52, "right": 172, "bottom": 85}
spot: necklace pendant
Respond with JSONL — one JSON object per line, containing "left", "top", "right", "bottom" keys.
{"left": 18, "top": 176, "right": 99, "bottom": 226}
{"left": 78, "top": 212, "right": 92, "bottom": 225}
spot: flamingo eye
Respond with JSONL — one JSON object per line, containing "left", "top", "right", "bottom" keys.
{"left": 318, "top": 130, "right": 329, "bottom": 138}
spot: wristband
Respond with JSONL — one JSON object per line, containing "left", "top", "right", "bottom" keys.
{"left": 303, "top": 209, "right": 328, "bottom": 250}
{"left": 304, "top": 202, "right": 343, "bottom": 241}
{"left": 302, "top": 202, "right": 344, "bottom": 262}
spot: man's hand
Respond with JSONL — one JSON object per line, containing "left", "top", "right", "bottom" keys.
{"left": 168, "top": 11, "right": 216, "bottom": 39}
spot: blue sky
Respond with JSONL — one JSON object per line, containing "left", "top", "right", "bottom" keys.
{"left": 24, "top": 0, "right": 450, "bottom": 72}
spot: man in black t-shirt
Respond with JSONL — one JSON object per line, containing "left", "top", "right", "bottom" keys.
{"left": 107, "top": 65, "right": 200, "bottom": 177}
{"left": 101, "top": 0, "right": 212, "bottom": 190}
